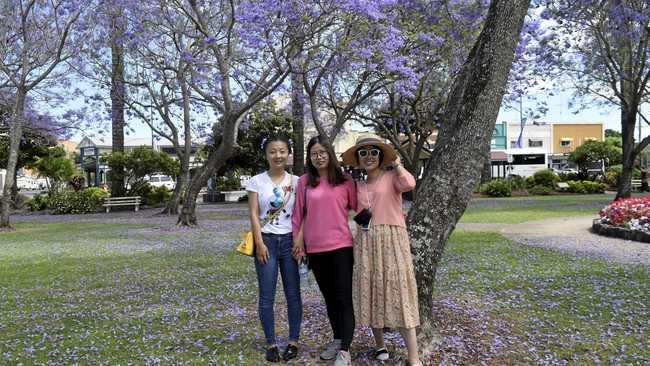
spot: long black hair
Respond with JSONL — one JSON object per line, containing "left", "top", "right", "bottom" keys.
{"left": 306, "top": 135, "right": 346, "bottom": 187}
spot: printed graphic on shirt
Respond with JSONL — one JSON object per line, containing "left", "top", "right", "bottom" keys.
{"left": 267, "top": 185, "right": 294, "bottom": 225}
{"left": 246, "top": 172, "right": 298, "bottom": 235}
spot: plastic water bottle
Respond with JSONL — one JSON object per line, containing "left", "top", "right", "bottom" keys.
{"left": 299, "top": 258, "right": 309, "bottom": 280}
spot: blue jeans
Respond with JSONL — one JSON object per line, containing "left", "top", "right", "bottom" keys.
{"left": 255, "top": 232, "right": 302, "bottom": 345}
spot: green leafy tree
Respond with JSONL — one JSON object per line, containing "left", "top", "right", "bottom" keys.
{"left": 569, "top": 140, "right": 621, "bottom": 174}
{"left": 223, "top": 103, "right": 293, "bottom": 176}
{"left": 102, "top": 146, "right": 180, "bottom": 195}
{"left": 605, "top": 129, "right": 622, "bottom": 138}
{"left": 31, "top": 147, "right": 76, "bottom": 193}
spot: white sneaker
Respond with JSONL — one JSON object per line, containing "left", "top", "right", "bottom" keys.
{"left": 319, "top": 339, "right": 341, "bottom": 360}
{"left": 374, "top": 347, "right": 389, "bottom": 361}
{"left": 333, "top": 350, "right": 351, "bottom": 366}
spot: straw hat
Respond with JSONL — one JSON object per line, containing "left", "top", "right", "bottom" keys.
{"left": 341, "top": 134, "right": 397, "bottom": 168}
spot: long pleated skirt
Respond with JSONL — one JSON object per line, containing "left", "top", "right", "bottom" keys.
{"left": 352, "top": 224, "right": 420, "bottom": 329}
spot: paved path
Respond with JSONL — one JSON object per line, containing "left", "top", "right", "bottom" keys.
{"left": 458, "top": 216, "right": 650, "bottom": 265}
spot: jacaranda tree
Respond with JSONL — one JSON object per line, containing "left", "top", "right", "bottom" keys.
{"left": 0, "top": 0, "right": 86, "bottom": 229}
{"left": 407, "top": 0, "right": 531, "bottom": 347}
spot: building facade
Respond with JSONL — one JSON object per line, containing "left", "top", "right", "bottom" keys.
{"left": 489, "top": 120, "right": 605, "bottom": 176}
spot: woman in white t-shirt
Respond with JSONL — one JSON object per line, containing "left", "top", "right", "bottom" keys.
{"left": 246, "top": 133, "right": 301, "bottom": 362}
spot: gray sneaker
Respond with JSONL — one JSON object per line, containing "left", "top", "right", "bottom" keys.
{"left": 333, "top": 350, "right": 351, "bottom": 366}
{"left": 319, "top": 339, "right": 341, "bottom": 360}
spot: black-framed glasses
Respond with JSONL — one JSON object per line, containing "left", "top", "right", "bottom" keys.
{"left": 310, "top": 151, "right": 329, "bottom": 159}
{"left": 357, "top": 149, "right": 380, "bottom": 158}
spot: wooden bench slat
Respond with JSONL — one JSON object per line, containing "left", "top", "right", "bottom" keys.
{"left": 103, "top": 196, "right": 141, "bottom": 213}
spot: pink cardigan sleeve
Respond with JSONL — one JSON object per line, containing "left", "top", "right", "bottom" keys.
{"left": 393, "top": 170, "right": 416, "bottom": 193}
{"left": 292, "top": 175, "right": 307, "bottom": 242}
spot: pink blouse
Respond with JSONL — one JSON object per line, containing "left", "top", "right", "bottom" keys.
{"left": 356, "top": 170, "right": 416, "bottom": 228}
{"left": 292, "top": 174, "right": 357, "bottom": 253}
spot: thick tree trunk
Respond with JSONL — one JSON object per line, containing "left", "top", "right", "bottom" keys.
{"left": 110, "top": 12, "right": 126, "bottom": 196}
{"left": 291, "top": 70, "right": 305, "bottom": 175}
{"left": 616, "top": 106, "right": 638, "bottom": 200}
{"left": 480, "top": 150, "right": 492, "bottom": 184}
{"left": 406, "top": 0, "right": 530, "bottom": 347}
{"left": 178, "top": 116, "right": 241, "bottom": 226}
{"left": 0, "top": 90, "right": 26, "bottom": 229}
{"left": 161, "top": 159, "right": 189, "bottom": 215}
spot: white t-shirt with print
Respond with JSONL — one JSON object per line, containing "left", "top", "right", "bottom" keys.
{"left": 246, "top": 171, "right": 298, "bottom": 235}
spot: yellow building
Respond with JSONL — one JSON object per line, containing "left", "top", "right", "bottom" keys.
{"left": 552, "top": 122, "right": 604, "bottom": 154}
{"left": 548, "top": 121, "right": 604, "bottom": 171}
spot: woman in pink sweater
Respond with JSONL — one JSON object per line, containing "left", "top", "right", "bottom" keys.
{"left": 342, "top": 135, "right": 422, "bottom": 366}
{"left": 292, "top": 135, "right": 357, "bottom": 366}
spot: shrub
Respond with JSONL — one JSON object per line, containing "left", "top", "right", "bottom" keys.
{"left": 607, "top": 165, "right": 641, "bottom": 179}
{"left": 481, "top": 179, "right": 511, "bottom": 197}
{"left": 603, "top": 170, "right": 619, "bottom": 188}
{"left": 129, "top": 183, "right": 153, "bottom": 200}
{"left": 524, "top": 176, "right": 536, "bottom": 189}
{"left": 49, "top": 188, "right": 108, "bottom": 214}
{"left": 567, "top": 180, "right": 586, "bottom": 194}
{"left": 532, "top": 169, "right": 558, "bottom": 188}
{"left": 528, "top": 185, "right": 553, "bottom": 195}
{"left": 508, "top": 175, "right": 526, "bottom": 191}
{"left": 582, "top": 181, "right": 607, "bottom": 194}
{"left": 216, "top": 176, "right": 241, "bottom": 191}
{"left": 557, "top": 172, "right": 580, "bottom": 182}
{"left": 146, "top": 186, "right": 172, "bottom": 206}
{"left": 85, "top": 187, "right": 110, "bottom": 205}
{"left": 27, "top": 194, "right": 49, "bottom": 211}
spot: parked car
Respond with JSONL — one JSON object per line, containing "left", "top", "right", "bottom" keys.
{"left": 146, "top": 174, "right": 175, "bottom": 190}
{"left": 552, "top": 167, "right": 578, "bottom": 175}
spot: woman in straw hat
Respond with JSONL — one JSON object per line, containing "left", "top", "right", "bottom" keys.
{"left": 342, "top": 135, "right": 422, "bottom": 366}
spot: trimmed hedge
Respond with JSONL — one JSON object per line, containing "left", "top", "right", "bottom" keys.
{"left": 481, "top": 179, "right": 511, "bottom": 197}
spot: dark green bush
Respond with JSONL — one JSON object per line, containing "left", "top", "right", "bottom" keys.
{"left": 532, "top": 169, "right": 559, "bottom": 188}
{"left": 216, "top": 176, "right": 241, "bottom": 191}
{"left": 508, "top": 175, "right": 526, "bottom": 191}
{"left": 481, "top": 179, "right": 512, "bottom": 197}
{"left": 567, "top": 180, "right": 586, "bottom": 194}
{"left": 557, "top": 172, "right": 580, "bottom": 182}
{"left": 27, "top": 194, "right": 49, "bottom": 211}
{"left": 528, "top": 185, "right": 553, "bottom": 195}
{"left": 49, "top": 188, "right": 108, "bottom": 214}
{"left": 582, "top": 181, "right": 607, "bottom": 194}
{"left": 607, "top": 165, "right": 641, "bottom": 178}
{"left": 525, "top": 176, "right": 536, "bottom": 189}
{"left": 146, "top": 186, "right": 172, "bottom": 206}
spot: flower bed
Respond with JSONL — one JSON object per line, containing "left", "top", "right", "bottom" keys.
{"left": 593, "top": 196, "right": 650, "bottom": 242}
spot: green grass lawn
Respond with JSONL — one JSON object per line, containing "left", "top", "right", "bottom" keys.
{"left": 459, "top": 194, "right": 612, "bottom": 223}
{"left": 0, "top": 200, "right": 648, "bottom": 364}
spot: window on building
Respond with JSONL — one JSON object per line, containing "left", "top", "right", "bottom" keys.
{"left": 528, "top": 139, "right": 543, "bottom": 148}
{"left": 560, "top": 138, "right": 573, "bottom": 147}
{"left": 512, "top": 154, "right": 546, "bottom": 165}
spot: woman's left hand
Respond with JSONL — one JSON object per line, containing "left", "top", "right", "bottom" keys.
{"left": 392, "top": 155, "right": 402, "bottom": 168}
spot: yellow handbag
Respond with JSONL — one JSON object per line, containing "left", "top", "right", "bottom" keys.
{"left": 236, "top": 195, "right": 288, "bottom": 257}
{"left": 235, "top": 231, "right": 255, "bottom": 256}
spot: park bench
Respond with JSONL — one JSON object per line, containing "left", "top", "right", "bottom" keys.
{"left": 103, "top": 196, "right": 141, "bottom": 213}
{"left": 556, "top": 182, "right": 570, "bottom": 192}
{"left": 631, "top": 179, "right": 642, "bottom": 191}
